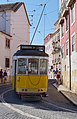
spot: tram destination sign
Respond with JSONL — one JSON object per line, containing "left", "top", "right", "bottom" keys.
{"left": 20, "top": 45, "right": 45, "bottom": 52}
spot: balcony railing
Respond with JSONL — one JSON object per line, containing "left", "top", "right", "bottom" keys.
{"left": 54, "top": 44, "right": 61, "bottom": 49}
{"left": 56, "top": 58, "right": 61, "bottom": 63}
{"left": 52, "top": 41, "right": 56, "bottom": 45}
{"left": 59, "top": 0, "right": 68, "bottom": 18}
{"left": 67, "top": 0, "right": 76, "bottom": 7}
{"left": 52, "top": 49, "right": 56, "bottom": 54}
{"left": 52, "top": 47, "right": 60, "bottom": 54}
{"left": 52, "top": 60, "right": 55, "bottom": 64}
{"left": 52, "top": 58, "right": 61, "bottom": 64}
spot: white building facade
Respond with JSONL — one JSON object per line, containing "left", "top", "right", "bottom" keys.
{"left": 0, "top": 31, "right": 12, "bottom": 70}
{"left": 44, "top": 34, "right": 53, "bottom": 79}
{"left": 0, "top": 2, "right": 30, "bottom": 74}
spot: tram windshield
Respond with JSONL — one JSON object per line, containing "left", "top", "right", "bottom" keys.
{"left": 18, "top": 58, "right": 27, "bottom": 74}
{"left": 17, "top": 58, "right": 48, "bottom": 75}
{"left": 28, "top": 59, "right": 39, "bottom": 75}
{"left": 40, "top": 59, "right": 47, "bottom": 75}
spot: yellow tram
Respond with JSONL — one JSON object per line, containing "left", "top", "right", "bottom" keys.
{"left": 12, "top": 45, "right": 49, "bottom": 97}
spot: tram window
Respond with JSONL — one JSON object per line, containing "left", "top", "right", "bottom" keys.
{"left": 28, "top": 59, "right": 39, "bottom": 75}
{"left": 40, "top": 59, "right": 47, "bottom": 75}
{"left": 18, "top": 58, "right": 27, "bottom": 74}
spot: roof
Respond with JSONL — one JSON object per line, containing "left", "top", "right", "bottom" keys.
{"left": 0, "top": 2, "right": 30, "bottom": 25}
{"left": 44, "top": 34, "right": 54, "bottom": 41}
{"left": 14, "top": 49, "right": 49, "bottom": 57}
{"left": 0, "top": 31, "right": 12, "bottom": 37}
{"left": 44, "top": 33, "right": 54, "bottom": 44}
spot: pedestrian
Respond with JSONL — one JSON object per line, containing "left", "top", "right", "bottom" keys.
{"left": 59, "top": 71, "right": 63, "bottom": 84}
{"left": 3, "top": 70, "right": 7, "bottom": 83}
{"left": 55, "top": 68, "right": 58, "bottom": 75}
{"left": 56, "top": 71, "right": 60, "bottom": 85}
{"left": 53, "top": 70, "right": 56, "bottom": 79}
{"left": 7, "top": 69, "right": 10, "bottom": 82}
{"left": 0, "top": 69, "right": 3, "bottom": 83}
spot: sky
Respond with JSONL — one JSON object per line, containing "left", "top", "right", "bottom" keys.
{"left": 0, "top": 0, "right": 59, "bottom": 45}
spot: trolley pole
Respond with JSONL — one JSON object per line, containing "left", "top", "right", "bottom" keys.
{"left": 30, "top": 4, "right": 46, "bottom": 45}
{"left": 68, "top": 7, "right": 71, "bottom": 90}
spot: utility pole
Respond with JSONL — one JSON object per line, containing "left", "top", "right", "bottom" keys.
{"left": 30, "top": 4, "right": 46, "bottom": 45}
{"left": 68, "top": 7, "right": 71, "bottom": 90}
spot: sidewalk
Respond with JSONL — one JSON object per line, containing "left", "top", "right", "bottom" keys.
{"left": 53, "top": 83, "right": 77, "bottom": 105}
{"left": 0, "top": 82, "right": 11, "bottom": 86}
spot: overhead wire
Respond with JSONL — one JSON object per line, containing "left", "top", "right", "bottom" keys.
{"left": 0, "top": 0, "right": 58, "bottom": 45}
{"left": 45, "top": 14, "right": 55, "bottom": 31}
{"left": 30, "top": 0, "right": 56, "bottom": 44}
{"left": 30, "top": 4, "right": 46, "bottom": 45}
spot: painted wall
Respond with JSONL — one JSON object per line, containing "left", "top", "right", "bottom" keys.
{"left": 0, "top": 32, "right": 11, "bottom": 70}
{"left": 10, "top": 4, "right": 30, "bottom": 66}
{"left": 0, "top": 4, "right": 30, "bottom": 73}
{"left": 60, "top": 0, "right": 77, "bottom": 93}
{"left": 45, "top": 37, "right": 53, "bottom": 79}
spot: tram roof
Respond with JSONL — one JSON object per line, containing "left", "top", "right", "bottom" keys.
{"left": 13, "top": 49, "right": 49, "bottom": 57}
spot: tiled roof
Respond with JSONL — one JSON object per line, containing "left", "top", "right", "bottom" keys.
{"left": 0, "top": 2, "right": 30, "bottom": 25}
{"left": 0, "top": 2, "right": 21, "bottom": 12}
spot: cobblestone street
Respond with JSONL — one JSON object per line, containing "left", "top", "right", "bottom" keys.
{"left": 0, "top": 81, "right": 77, "bottom": 119}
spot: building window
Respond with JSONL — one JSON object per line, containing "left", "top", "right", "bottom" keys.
{"left": 66, "top": 15, "right": 69, "bottom": 31}
{"left": 66, "top": 41, "right": 69, "bottom": 55}
{"left": 5, "top": 58, "right": 10, "bottom": 68}
{"left": 6, "top": 38, "right": 10, "bottom": 49}
{"left": 71, "top": 3, "right": 75, "bottom": 24}
{"left": 61, "top": 23, "right": 64, "bottom": 38}
{"left": 65, "top": 65, "right": 66, "bottom": 71}
{"left": 61, "top": 46, "right": 64, "bottom": 58}
{"left": 72, "top": 34, "right": 75, "bottom": 52}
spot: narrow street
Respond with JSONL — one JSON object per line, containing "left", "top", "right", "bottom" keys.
{"left": 0, "top": 81, "right": 77, "bottom": 119}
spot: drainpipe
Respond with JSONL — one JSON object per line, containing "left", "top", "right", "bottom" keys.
{"left": 68, "top": 7, "right": 71, "bottom": 90}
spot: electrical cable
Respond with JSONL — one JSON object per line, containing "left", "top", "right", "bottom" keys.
{"left": 30, "top": 4, "right": 46, "bottom": 45}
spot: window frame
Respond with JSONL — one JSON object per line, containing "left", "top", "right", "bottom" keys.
{"left": 18, "top": 58, "right": 27, "bottom": 75}
{"left": 71, "top": 3, "right": 75, "bottom": 25}
{"left": 66, "top": 14, "right": 69, "bottom": 32}
{"left": 66, "top": 40, "right": 69, "bottom": 56}
{"left": 40, "top": 59, "right": 48, "bottom": 75}
{"left": 71, "top": 33, "right": 76, "bottom": 52}
{"left": 5, "top": 38, "right": 10, "bottom": 49}
{"left": 61, "top": 23, "right": 64, "bottom": 38}
{"left": 5, "top": 58, "right": 10, "bottom": 68}
{"left": 61, "top": 46, "right": 64, "bottom": 58}
{"left": 28, "top": 58, "right": 39, "bottom": 75}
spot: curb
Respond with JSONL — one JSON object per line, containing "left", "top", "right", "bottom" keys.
{"left": 53, "top": 83, "right": 77, "bottom": 106}
{"left": 60, "top": 91, "right": 77, "bottom": 106}
{"left": 0, "top": 82, "right": 11, "bottom": 87}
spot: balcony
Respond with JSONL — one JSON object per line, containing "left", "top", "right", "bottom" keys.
{"left": 54, "top": 44, "right": 61, "bottom": 52}
{"left": 52, "top": 47, "right": 60, "bottom": 54}
{"left": 52, "top": 41, "right": 56, "bottom": 45}
{"left": 52, "top": 60, "right": 55, "bottom": 64}
{"left": 55, "top": 44, "right": 60, "bottom": 49}
{"left": 56, "top": 58, "right": 61, "bottom": 63}
{"left": 67, "top": 0, "right": 76, "bottom": 7}
{"left": 59, "top": 0, "right": 68, "bottom": 18}
{"left": 52, "top": 49, "right": 56, "bottom": 54}
{"left": 52, "top": 58, "right": 61, "bottom": 64}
